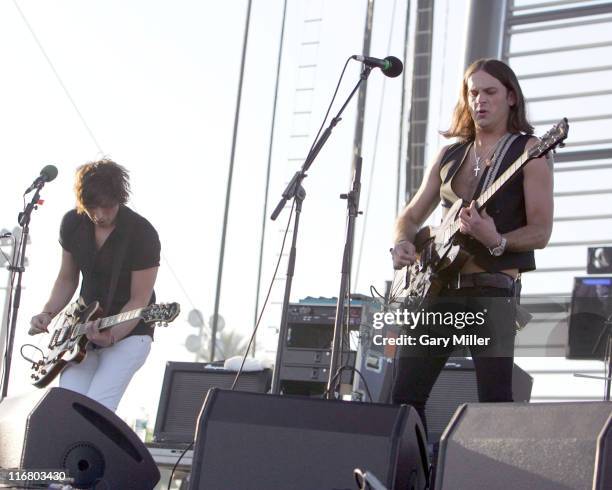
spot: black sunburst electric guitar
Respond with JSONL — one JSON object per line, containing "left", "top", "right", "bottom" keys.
{"left": 390, "top": 118, "right": 569, "bottom": 309}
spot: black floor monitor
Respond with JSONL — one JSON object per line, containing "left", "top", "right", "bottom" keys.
{"left": 567, "top": 276, "right": 612, "bottom": 359}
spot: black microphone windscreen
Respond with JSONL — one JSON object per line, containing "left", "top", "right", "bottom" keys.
{"left": 41, "top": 164, "right": 58, "bottom": 182}
{"left": 383, "top": 56, "right": 403, "bottom": 78}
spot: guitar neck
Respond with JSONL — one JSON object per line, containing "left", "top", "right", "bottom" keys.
{"left": 76, "top": 307, "right": 144, "bottom": 336}
{"left": 447, "top": 148, "right": 531, "bottom": 237}
{"left": 476, "top": 149, "right": 531, "bottom": 209}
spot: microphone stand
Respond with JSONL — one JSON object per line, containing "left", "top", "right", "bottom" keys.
{"left": 1, "top": 185, "right": 44, "bottom": 400}
{"left": 270, "top": 66, "right": 373, "bottom": 394}
{"left": 326, "top": 154, "right": 361, "bottom": 399}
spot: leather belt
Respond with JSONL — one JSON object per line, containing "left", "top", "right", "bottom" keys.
{"left": 446, "top": 272, "right": 516, "bottom": 291}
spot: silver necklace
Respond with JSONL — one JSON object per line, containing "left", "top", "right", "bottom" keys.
{"left": 472, "top": 134, "right": 507, "bottom": 177}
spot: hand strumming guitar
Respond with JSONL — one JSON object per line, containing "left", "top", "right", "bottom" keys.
{"left": 391, "top": 240, "right": 417, "bottom": 269}
{"left": 29, "top": 312, "right": 54, "bottom": 335}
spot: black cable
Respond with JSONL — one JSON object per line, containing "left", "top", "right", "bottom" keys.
{"left": 369, "top": 285, "right": 385, "bottom": 301}
{"left": 167, "top": 440, "right": 194, "bottom": 490}
{"left": 322, "top": 365, "right": 373, "bottom": 403}
{"left": 20, "top": 343, "right": 44, "bottom": 364}
{"left": 350, "top": 366, "right": 374, "bottom": 403}
{"left": 230, "top": 200, "right": 296, "bottom": 391}
{"left": 307, "top": 56, "right": 354, "bottom": 158}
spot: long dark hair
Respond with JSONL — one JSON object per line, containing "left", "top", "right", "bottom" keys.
{"left": 442, "top": 58, "right": 533, "bottom": 141}
{"left": 75, "top": 159, "right": 130, "bottom": 214}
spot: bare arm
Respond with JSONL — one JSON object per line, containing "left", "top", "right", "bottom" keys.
{"left": 391, "top": 146, "right": 446, "bottom": 268}
{"left": 29, "top": 250, "right": 79, "bottom": 334}
{"left": 86, "top": 266, "right": 158, "bottom": 346}
{"left": 504, "top": 139, "right": 554, "bottom": 251}
{"left": 458, "top": 137, "right": 554, "bottom": 251}
{"left": 394, "top": 147, "right": 446, "bottom": 243}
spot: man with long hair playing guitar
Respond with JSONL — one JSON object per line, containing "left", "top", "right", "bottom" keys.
{"left": 390, "top": 59, "right": 554, "bottom": 435}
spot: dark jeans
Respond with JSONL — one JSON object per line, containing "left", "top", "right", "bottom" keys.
{"left": 391, "top": 284, "right": 517, "bottom": 435}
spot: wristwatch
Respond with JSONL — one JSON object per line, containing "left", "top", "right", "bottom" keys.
{"left": 489, "top": 235, "right": 507, "bottom": 256}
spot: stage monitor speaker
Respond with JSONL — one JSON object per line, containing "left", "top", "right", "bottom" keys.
{"left": 0, "top": 387, "right": 159, "bottom": 489}
{"left": 189, "top": 389, "right": 429, "bottom": 490}
{"left": 567, "top": 276, "right": 612, "bottom": 359}
{"left": 425, "top": 358, "right": 533, "bottom": 443}
{"left": 435, "top": 402, "right": 612, "bottom": 490}
{"left": 153, "top": 362, "right": 271, "bottom": 444}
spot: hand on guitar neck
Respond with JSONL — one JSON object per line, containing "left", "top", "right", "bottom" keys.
{"left": 84, "top": 318, "right": 115, "bottom": 347}
{"left": 457, "top": 200, "right": 502, "bottom": 250}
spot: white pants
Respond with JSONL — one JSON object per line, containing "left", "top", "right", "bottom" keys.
{"left": 59, "top": 335, "right": 152, "bottom": 412}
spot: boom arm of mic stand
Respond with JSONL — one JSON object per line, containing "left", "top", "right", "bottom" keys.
{"left": 271, "top": 171, "right": 305, "bottom": 221}
{"left": 270, "top": 66, "right": 372, "bottom": 222}
{"left": 269, "top": 120, "right": 336, "bottom": 221}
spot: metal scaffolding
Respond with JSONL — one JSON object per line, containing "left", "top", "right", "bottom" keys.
{"left": 502, "top": 0, "right": 612, "bottom": 289}
{"left": 404, "top": 0, "right": 435, "bottom": 200}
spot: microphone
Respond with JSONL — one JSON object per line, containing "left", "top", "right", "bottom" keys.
{"left": 352, "top": 55, "right": 403, "bottom": 78}
{"left": 24, "top": 165, "right": 58, "bottom": 194}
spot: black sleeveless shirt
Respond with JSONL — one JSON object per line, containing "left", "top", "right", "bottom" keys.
{"left": 438, "top": 134, "right": 536, "bottom": 273}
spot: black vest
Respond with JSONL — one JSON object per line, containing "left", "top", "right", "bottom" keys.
{"left": 439, "top": 134, "right": 536, "bottom": 273}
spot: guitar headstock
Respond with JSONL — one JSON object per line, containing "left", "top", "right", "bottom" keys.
{"left": 528, "top": 118, "right": 569, "bottom": 159}
{"left": 141, "top": 302, "right": 180, "bottom": 327}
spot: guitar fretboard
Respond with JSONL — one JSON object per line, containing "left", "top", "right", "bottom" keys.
{"left": 443, "top": 149, "right": 531, "bottom": 243}
{"left": 75, "top": 307, "right": 144, "bottom": 336}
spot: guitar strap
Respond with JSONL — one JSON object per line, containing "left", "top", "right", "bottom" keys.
{"left": 103, "top": 224, "right": 131, "bottom": 316}
{"left": 472, "top": 133, "right": 520, "bottom": 200}
{"left": 472, "top": 133, "right": 532, "bottom": 331}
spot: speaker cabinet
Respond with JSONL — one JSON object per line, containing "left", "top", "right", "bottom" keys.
{"left": 0, "top": 387, "right": 159, "bottom": 489}
{"left": 153, "top": 362, "right": 271, "bottom": 444}
{"left": 567, "top": 276, "right": 612, "bottom": 359}
{"left": 435, "top": 402, "right": 612, "bottom": 490}
{"left": 188, "top": 389, "right": 429, "bottom": 490}
{"left": 425, "top": 358, "right": 533, "bottom": 443}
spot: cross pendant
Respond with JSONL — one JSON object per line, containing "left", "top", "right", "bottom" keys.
{"left": 474, "top": 159, "right": 481, "bottom": 176}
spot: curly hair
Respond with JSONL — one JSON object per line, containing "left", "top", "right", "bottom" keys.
{"left": 442, "top": 58, "right": 533, "bottom": 141}
{"left": 74, "top": 159, "right": 130, "bottom": 214}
